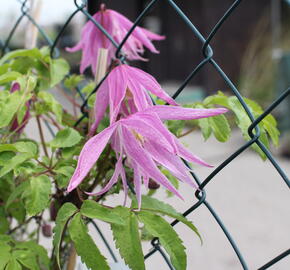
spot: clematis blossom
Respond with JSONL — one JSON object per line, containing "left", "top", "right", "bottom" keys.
{"left": 10, "top": 82, "right": 30, "bottom": 133}
{"left": 89, "top": 64, "right": 178, "bottom": 136}
{"left": 68, "top": 106, "right": 228, "bottom": 208}
{"left": 66, "top": 5, "right": 165, "bottom": 74}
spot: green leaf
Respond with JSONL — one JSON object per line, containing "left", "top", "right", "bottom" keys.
{"left": 227, "top": 97, "right": 267, "bottom": 160}
{"left": 16, "top": 241, "right": 50, "bottom": 270}
{"left": 208, "top": 114, "right": 231, "bottom": 142}
{"left": 139, "top": 196, "right": 201, "bottom": 242}
{"left": 50, "top": 58, "right": 70, "bottom": 87}
{"left": 111, "top": 207, "right": 145, "bottom": 270}
{"left": 50, "top": 127, "right": 82, "bottom": 148}
{"left": 80, "top": 200, "right": 125, "bottom": 225}
{"left": 0, "top": 48, "right": 42, "bottom": 65}
{"left": 0, "top": 71, "right": 22, "bottom": 84}
{"left": 23, "top": 175, "right": 52, "bottom": 216}
{"left": 12, "top": 249, "right": 39, "bottom": 270}
{"left": 54, "top": 166, "right": 74, "bottom": 188}
{"left": 0, "top": 153, "right": 32, "bottom": 177}
{"left": 0, "top": 206, "right": 9, "bottom": 234}
{"left": 203, "top": 91, "right": 229, "bottom": 107}
{"left": 37, "top": 92, "right": 63, "bottom": 123}
{"left": 68, "top": 213, "right": 110, "bottom": 270}
{"left": 53, "top": 203, "right": 78, "bottom": 269}
{"left": 64, "top": 74, "right": 84, "bottom": 89}
{"left": 5, "top": 181, "right": 29, "bottom": 210}
{"left": 5, "top": 258, "right": 22, "bottom": 270}
{"left": 138, "top": 211, "right": 187, "bottom": 270}
{"left": 8, "top": 201, "right": 26, "bottom": 223}
{"left": 0, "top": 91, "right": 24, "bottom": 128}
{"left": 14, "top": 141, "right": 38, "bottom": 156}
{"left": 0, "top": 244, "right": 11, "bottom": 269}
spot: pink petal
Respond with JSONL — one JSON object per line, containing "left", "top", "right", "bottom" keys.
{"left": 89, "top": 79, "right": 110, "bottom": 136}
{"left": 86, "top": 151, "right": 124, "bottom": 196}
{"left": 143, "top": 105, "right": 228, "bottom": 120}
{"left": 108, "top": 66, "right": 128, "bottom": 123}
{"left": 144, "top": 140, "right": 197, "bottom": 188}
{"left": 175, "top": 139, "right": 213, "bottom": 168}
{"left": 121, "top": 126, "right": 183, "bottom": 199}
{"left": 126, "top": 66, "right": 178, "bottom": 106}
{"left": 128, "top": 112, "right": 178, "bottom": 153}
{"left": 140, "top": 27, "right": 166, "bottom": 41}
{"left": 67, "top": 123, "right": 118, "bottom": 192}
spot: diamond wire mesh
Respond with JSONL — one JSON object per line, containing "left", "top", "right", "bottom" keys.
{"left": 1, "top": 0, "right": 290, "bottom": 269}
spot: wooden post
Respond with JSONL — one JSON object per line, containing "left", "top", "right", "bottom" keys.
{"left": 25, "top": 0, "right": 42, "bottom": 49}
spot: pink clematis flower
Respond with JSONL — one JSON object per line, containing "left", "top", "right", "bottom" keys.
{"left": 89, "top": 64, "right": 178, "bottom": 136}
{"left": 10, "top": 82, "right": 30, "bottom": 133}
{"left": 68, "top": 106, "right": 228, "bottom": 208}
{"left": 66, "top": 5, "right": 165, "bottom": 74}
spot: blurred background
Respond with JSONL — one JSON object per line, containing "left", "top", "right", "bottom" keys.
{"left": 0, "top": 0, "right": 290, "bottom": 269}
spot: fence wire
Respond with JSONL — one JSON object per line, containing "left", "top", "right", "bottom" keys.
{"left": 1, "top": 0, "right": 290, "bottom": 269}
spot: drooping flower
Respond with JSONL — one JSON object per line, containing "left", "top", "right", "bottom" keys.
{"left": 66, "top": 5, "right": 165, "bottom": 74}
{"left": 68, "top": 106, "right": 228, "bottom": 208}
{"left": 89, "top": 64, "right": 178, "bottom": 136}
{"left": 10, "top": 82, "right": 30, "bottom": 133}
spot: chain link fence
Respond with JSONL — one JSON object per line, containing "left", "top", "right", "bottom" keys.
{"left": 1, "top": 0, "right": 289, "bottom": 269}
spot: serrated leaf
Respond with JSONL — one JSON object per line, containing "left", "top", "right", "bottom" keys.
{"left": 80, "top": 200, "right": 125, "bottom": 225}
{"left": 50, "top": 127, "right": 82, "bottom": 148}
{"left": 50, "top": 58, "right": 70, "bottom": 87}
{"left": 53, "top": 203, "right": 78, "bottom": 269}
{"left": 38, "top": 91, "right": 63, "bottom": 123}
{"left": 23, "top": 175, "right": 52, "bottom": 216}
{"left": 68, "top": 213, "right": 110, "bottom": 270}
{"left": 244, "top": 98, "right": 280, "bottom": 146}
{"left": 203, "top": 91, "right": 229, "bottom": 107}
{"left": 139, "top": 196, "right": 201, "bottom": 242}
{"left": 0, "top": 153, "right": 32, "bottom": 177}
{"left": 208, "top": 114, "right": 231, "bottom": 142}
{"left": 111, "top": 207, "right": 145, "bottom": 270}
{"left": 138, "top": 211, "right": 186, "bottom": 270}
{"left": 227, "top": 97, "right": 267, "bottom": 159}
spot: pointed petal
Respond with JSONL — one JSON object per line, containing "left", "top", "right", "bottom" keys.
{"left": 89, "top": 80, "right": 110, "bottom": 136}
{"left": 121, "top": 126, "right": 183, "bottom": 199}
{"left": 176, "top": 139, "right": 213, "bottom": 167}
{"left": 126, "top": 66, "right": 178, "bottom": 105}
{"left": 123, "top": 116, "right": 176, "bottom": 154}
{"left": 144, "top": 105, "right": 228, "bottom": 120}
{"left": 108, "top": 66, "right": 128, "bottom": 123}
{"left": 127, "top": 112, "right": 178, "bottom": 153}
{"left": 67, "top": 123, "right": 118, "bottom": 192}
{"left": 86, "top": 151, "right": 123, "bottom": 196}
{"left": 139, "top": 27, "right": 166, "bottom": 41}
{"left": 144, "top": 140, "right": 198, "bottom": 188}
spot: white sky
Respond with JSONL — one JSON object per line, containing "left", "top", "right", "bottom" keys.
{"left": 0, "top": 0, "right": 78, "bottom": 27}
